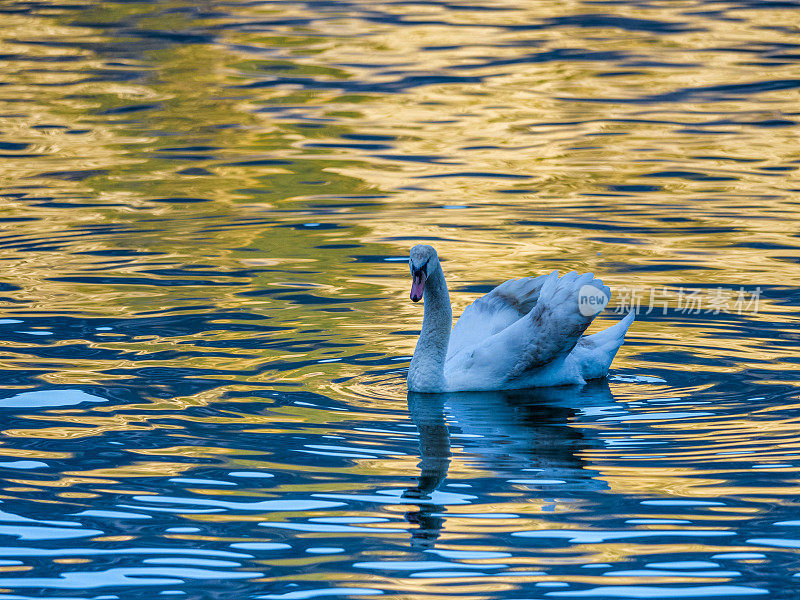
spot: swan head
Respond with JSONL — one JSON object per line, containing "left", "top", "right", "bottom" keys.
{"left": 409, "top": 244, "right": 439, "bottom": 302}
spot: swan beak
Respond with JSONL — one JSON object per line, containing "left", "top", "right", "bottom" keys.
{"left": 410, "top": 271, "right": 426, "bottom": 302}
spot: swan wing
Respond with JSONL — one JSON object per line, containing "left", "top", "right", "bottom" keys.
{"left": 447, "top": 273, "right": 553, "bottom": 358}
{"left": 447, "top": 271, "right": 610, "bottom": 383}
{"left": 503, "top": 271, "right": 610, "bottom": 376}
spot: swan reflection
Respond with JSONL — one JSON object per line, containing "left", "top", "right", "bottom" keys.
{"left": 404, "top": 380, "right": 615, "bottom": 547}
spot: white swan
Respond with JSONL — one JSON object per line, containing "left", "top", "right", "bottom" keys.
{"left": 407, "top": 244, "right": 634, "bottom": 392}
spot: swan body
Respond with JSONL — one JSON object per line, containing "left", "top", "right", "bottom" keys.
{"left": 407, "top": 244, "right": 634, "bottom": 393}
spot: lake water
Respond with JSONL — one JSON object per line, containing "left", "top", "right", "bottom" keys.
{"left": 1, "top": 0, "right": 800, "bottom": 598}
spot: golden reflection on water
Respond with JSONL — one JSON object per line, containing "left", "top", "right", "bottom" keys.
{"left": 0, "top": 1, "right": 799, "bottom": 598}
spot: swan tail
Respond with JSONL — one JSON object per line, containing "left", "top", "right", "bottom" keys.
{"left": 578, "top": 309, "right": 635, "bottom": 379}
{"left": 586, "top": 309, "right": 635, "bottom": 350}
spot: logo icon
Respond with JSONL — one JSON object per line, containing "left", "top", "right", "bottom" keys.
{"left": 578, "top": 284, "right": 609, "bottom": 317}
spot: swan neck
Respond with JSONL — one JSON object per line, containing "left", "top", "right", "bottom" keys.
{"left": 408, "top": 267, "right": 451, "bottom": 392}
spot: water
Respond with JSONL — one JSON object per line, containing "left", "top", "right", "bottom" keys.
{"left": 1, "top": 0, "right": 800, "bottom": 597}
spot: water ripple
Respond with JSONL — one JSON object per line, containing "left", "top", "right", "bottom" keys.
{"left": 0, "top": 0, "right": 799, "bottom": 597}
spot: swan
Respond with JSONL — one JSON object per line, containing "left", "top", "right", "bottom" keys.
{"left": 407, "top": 244, "right": 634, "bottom": 392}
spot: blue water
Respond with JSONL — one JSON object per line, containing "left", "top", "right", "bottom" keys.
{"left": 1, "top": 0, "right": 800, "bottom": 598}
